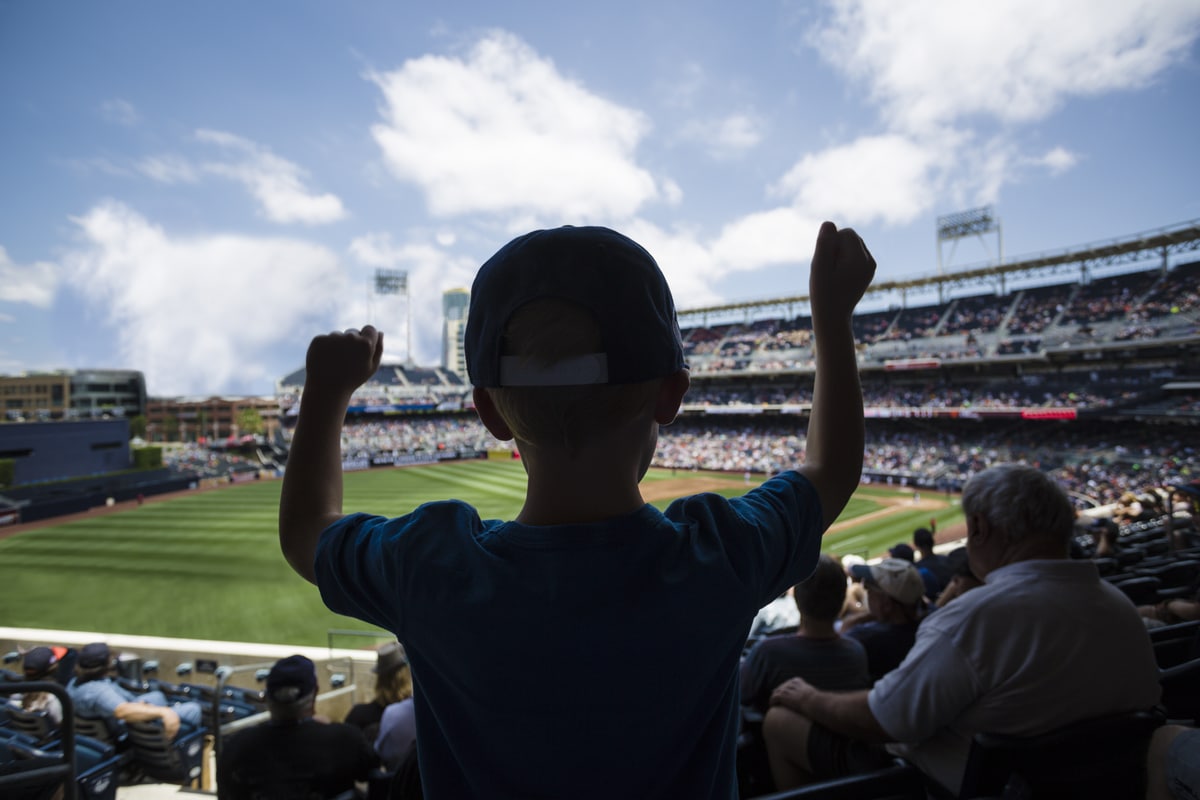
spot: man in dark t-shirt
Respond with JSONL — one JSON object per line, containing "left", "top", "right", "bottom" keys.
{"left": 217, "top": 655, "right": 376, "bottom": 800}
{"left": 741, "top": 555, "right": 871, "bottom": 712}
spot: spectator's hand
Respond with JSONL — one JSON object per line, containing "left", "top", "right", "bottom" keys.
{"left": 160, "top": 707, "right": 181, "bottom": 741}
{"left": 810, "top": 221, "right": 876, "bottom": 321}
{"left": 770, "top": 676, "right": 816, "bottom": 713}
{"left": 305, "top": 326, "right": 385, "bottom": 396}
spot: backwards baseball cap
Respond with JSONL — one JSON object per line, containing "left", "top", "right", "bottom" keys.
{"left": 266, "top": 655, "right": 317, "bottom": 702}
{"left": 850, "top": 558, "right": 925, "bottom": 606}
{"left": 79, "top": 642, "right": 112, "bottom": 670}
{"left": 23, "top": 646, "right": 58, "bottom": 677}
{"left": 464, "top": 226, "right": 686, "bottom": 387}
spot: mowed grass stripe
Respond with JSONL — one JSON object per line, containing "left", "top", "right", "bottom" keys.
{"left": 0, "top": 460, "right": 942, "bottom": 645}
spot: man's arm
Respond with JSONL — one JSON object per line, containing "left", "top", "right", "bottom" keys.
{"left": 770, "top": 676, "right": 891, "bottom": 744}
{"left": 279, "top": 326, "right": 384, "bottom": 584}
{"left": 798, "top": 222, "right": 875, "bottom": 529}
{"left": 112, "top": 702, "right": 182, "bottom": 741}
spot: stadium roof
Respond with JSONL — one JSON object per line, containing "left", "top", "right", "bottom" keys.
{"left": 677, "top": 218, "right": 1200, "bottom": 324}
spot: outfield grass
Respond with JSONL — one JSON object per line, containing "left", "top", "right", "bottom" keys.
{"left": 0, "top": 461, "right": 961, "bottom": 646}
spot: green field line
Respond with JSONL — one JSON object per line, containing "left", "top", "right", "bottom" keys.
{"left": 0, "top": 460, "right": 960, "bottom": 645}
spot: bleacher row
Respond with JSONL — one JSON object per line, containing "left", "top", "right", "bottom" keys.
{"left": 272, "top": 260, "right": 1200, "bottom": 413}
{"left": 0, "top": 665, "right": 266, "bottom": 800}
{"left": 678, "top": 260, "right": 1200, "bottom": 375}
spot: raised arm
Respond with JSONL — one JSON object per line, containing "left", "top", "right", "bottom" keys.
{"left": 798, "top": 222, "right": 875, "bottom": 530}
{"left": 279, "top": 326, "right": 384, "bottom": 584}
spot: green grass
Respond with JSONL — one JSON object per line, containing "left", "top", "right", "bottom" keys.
{"left": 0, "top": 461, "right": 961, "bottom": 646}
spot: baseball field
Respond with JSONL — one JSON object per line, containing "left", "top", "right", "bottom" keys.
{"left": 0, "top": 460, "right": 963, "bottom": 646}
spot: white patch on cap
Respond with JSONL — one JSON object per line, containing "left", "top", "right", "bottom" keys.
{"left": 498, "top": 353, "right": 609, "bottom": 386}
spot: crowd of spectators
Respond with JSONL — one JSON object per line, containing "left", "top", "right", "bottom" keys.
{"left": 672, "top": 260, "right": 1198, "bottom": 374}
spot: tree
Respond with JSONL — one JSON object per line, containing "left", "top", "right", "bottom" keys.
{"left": 165, "top": 415, "right": 180, "bottom": 442}
{"left": 237, "top": 407, "right": 264, "bottom": 437}
{"left": 129, "top": 414, "right": 147, "bottom": 439}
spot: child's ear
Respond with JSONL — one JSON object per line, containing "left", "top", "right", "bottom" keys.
{"left": 653, "top": 369, "right": 691, "bottom": 425}
{"left": 473, "top": 388, "right": 514, "bottom": 441}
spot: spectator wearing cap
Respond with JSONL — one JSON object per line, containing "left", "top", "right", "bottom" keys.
{"left": 217, "top": 655, "right": 377, "bottom": 800}
{"left": 12, "top": 646, "right": 66, "bottom": 724}
{"left": 344, "top": 641, "right": 411, "bottom": 744}
{"left": 372, "top": 644, "right": 417, "bottom": 771}
{"left": 842, "top": 558, "right": 924, "bottom": 682}
{"left": 762, "top": 465, "right": 1161, "bottom": 794}
{"left": 912, "top": 527, "right": 953, "bottom": 599}
{"left": 67, "top": 642, "right": 204, "bottom": 741}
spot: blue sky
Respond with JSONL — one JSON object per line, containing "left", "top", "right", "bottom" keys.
{"left": 2, "top": 0, "right": 1199, "bottom": 396}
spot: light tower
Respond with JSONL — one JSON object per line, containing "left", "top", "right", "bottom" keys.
{"left": 936, "top": 206, "right": 1004, "bottom": 300}
{"left": 372, "top": 269, "right": 410, "bottom": 362}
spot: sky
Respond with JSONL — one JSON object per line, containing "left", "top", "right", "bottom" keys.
{"left": 2, "top": 0, "right": 1199, "bottom": 397}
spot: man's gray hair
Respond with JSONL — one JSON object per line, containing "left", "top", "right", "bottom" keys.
{"left": 962, "top": 464, "right": 1074, "bottom": 546}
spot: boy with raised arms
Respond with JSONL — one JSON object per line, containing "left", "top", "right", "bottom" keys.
{"left": 280, "top": 221, "right": 875, "bottom": 797}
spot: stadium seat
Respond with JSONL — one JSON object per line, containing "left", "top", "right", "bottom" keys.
{"left": 955, "top": 708, "right": 1163, "bottom": 799}
{"left": 0, "top": 680, "right": 122, "bottom": 800}
{"left": 1111, "top": 575, "right": 1162, "bottom": 605}
{"left": 5, "top": 707, "right": 57, "bottom": 746}
{"left": 748, "top": 760, "right": 926, "bottom": 799}
{"left": 1159, "top": 656, "right": 1200, "bottom": 726}
{"left": 1136, "top": 560, "right": 1200, "bottom": 591}
{"left": 123, "top": 719, "right": 205, "bottom": 786}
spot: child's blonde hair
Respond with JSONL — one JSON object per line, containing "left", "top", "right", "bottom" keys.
{"left": 485, "top": 298, "right": 660, "bottom": 454}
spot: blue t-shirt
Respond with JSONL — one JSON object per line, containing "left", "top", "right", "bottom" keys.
{"left": 316, "top": 470, "right": 823, "bottom": 799}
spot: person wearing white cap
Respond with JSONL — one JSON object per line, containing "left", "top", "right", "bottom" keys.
{"left": 842, "top": 558, "right": 924, "bottom": 682}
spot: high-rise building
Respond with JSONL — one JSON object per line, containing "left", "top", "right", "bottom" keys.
{"left": 442, "top": 288, "right": 470, "bottom": 378}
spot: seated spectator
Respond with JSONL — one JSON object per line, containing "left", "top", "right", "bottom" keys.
{"left": 217, "top": 655, "right": 377, "bottom": 800}
{"left": 912, "top": 527, "right": 952, "bottom": 599}
{"left": 740, "top": 555, "right": 870, "bottom": 714}
{"left": 1140, "top": 575, "right": 1200, "bottom": 626}
{"left": 344, "top": 641, "right": 409, "bottom": 743}
{"left": 931, "top": 558, "right": 983, "bottom": 610}
{"left": 842, "top": 559, "right": 924, "bottom": 682}
{"left": 374, "top": 685, "right": 417, "bottom": 771}
{"left": 762, "top": 465, "right": 1161, "bottom": 794}
{"left": 11, "top": 646, "right": 66, "bottom": 725}
{"left": 838, "top": 555, "right": 868, "bottom": 625}
{"left": 887, "top": 541, "right": 941, "bottom": 602}
{"left": 67, "top": 642, "right": 203, "bottom": 741}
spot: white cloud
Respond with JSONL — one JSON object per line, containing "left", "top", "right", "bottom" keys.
{"left": 1035, "top": 146, "right": 1079, "bottom": 176}
{"left": 693, "top": 0, "right": 1200, "bottom": 285}
{"left": 61, "top": 201, "right": 345, "bottom": 395}
{"left": 0, "top": 246, "right": 59, "bottom": 307}
{"left": 682, "top": 113, "right": 765, "bottom": 159}
{"left": 773, "top": 134, "right": 941, "bottom": 227}
{"left": 137, "top": 155, "right": 200, "bottom": 184}
{"left": 368, "top": 30, "right": 668, "bottom": 220}
{"left": 196, "top": 129, "right": 347, "bottom": 225}
{"left": 810, "top": 0, "right": 1200, "bottom": 135}
{"left": 101, "top": 98, "right": 140, "bottom": 126}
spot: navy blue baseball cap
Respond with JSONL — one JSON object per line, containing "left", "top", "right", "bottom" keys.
{"left": 267, "top": 655, "right": 317, "bottom": 700}
{"left": 464, "top": 226, "right": 686, "bottom": 387}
